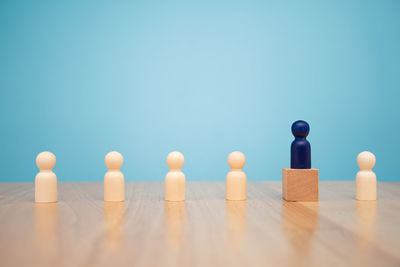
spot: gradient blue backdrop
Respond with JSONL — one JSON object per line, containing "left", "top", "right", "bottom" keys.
{"left": 1, "top": 0, "right": 399, "bottom": 182}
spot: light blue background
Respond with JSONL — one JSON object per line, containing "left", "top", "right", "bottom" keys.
{"left": 1, "top": 0, "right": 399, "bottom": 182}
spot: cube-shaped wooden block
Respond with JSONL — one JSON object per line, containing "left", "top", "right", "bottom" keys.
{"left": 282, "top": 168, "right": 319, "bottom": 201}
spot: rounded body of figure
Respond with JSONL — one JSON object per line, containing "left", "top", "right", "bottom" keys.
{"left": 104, "top": 151, "right": 125, "bottom": 202}
{"left": 35, "top": 151, "right": 57, "bottom": 203}
{"left": 165, "top": 171, "right": 185, "bottom": 201}
{"left": 226, "top": 171, "right": 247, "bottom": 201}
{"left": 104, "top": 171, "right": 125, "bottom": 202}
{"left": 35, "top": 171, "right": 58, "bottom": 203}
{"left": 165, "top": 151, "right": 186, "bottom": 202}
{"left": 356, "top": 151, "right": 377, "bottom": 201}
{"left": 291, "top": 138, "right": 311, "bottom": 169}
{"left": 290, "top": 120, "right": 311, "bottom": 169}
{"left": 356, "top": 171, "right": 376, "bottom": 200}
{"left": 226, "top": 151, "right": 247, "bottom": 201}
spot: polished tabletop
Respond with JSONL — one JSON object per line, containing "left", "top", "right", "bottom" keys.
{"left": 0, "top": 181, "right": 399, "bottom": 267}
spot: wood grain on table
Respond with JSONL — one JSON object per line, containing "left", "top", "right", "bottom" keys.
{"left": 0, "top": 182, "right": 399, "bottom": 267}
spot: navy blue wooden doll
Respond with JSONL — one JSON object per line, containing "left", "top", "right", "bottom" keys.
{"left": 291, "top": 120, "right": 311, "bottom": 169}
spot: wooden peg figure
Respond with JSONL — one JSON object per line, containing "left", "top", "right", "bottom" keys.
{"left": 291, "top": 120, "right": 311, "bottom": 169}
{"left": 226, "top": 151, "right": 247, "bottom": 201}
{"left": 165, "top": 151, "right": 185, "bottom": 202}
{"left": 356, "top": 151, "right": 377, "bottom": 201}
{"left": 35, "top": 151, "right": 58, "bottom": 203}
{"left": 104, "top": 151, "right": 125, "bottom": 202}
{"left": 282, "top": 120, "right": 318, "bottom": 201}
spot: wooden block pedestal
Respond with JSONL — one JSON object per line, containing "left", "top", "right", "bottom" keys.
{"left": 282, "top": 168, "right": 319, "bottom": 201}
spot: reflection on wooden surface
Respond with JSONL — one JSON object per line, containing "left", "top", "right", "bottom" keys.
{"left": 104, "top": 201, "right": 125, "bottom": 249}
{"left": 356, "top": 201, "right": 377, "bottom": 241}
{"left": 1, "top": 182, "right": 399, "bottom": 267}
{"left": 282, "top": 201, "right": 319, "bottom": 266}
{"left": 164, "top": 201, "right": 185, "bottom": 248}
{"left": 225, "top": 200, "right": 247, "bottom": 248}
{"left": 34, "top": 203, "right": 58, "bottom": 265}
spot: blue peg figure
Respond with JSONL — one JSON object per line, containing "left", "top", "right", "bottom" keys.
{"left": 290, "top": 120, "right": 311, "bottom": 169}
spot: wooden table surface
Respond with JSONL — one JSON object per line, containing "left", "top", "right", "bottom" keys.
{"left": 0, "top": 182, "right": 399, "bottom": 267}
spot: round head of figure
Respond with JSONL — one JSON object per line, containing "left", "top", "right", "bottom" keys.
{"left": 36, "top": 151, "right": 56, "bottom": 171}
{"left": 167, "top": 151, "right": 184, "bottom": 170}
{"left": 357, "top": 151, "right": 376, "bottom": 170}
{"left": 228, "top": 151, "right": 246, "bottom": 169}
{"left": 105, "top": 151, "right": 123, "bottom": 170}
{"left": 291, "top": 120, "right": 310, "bottom": 138}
